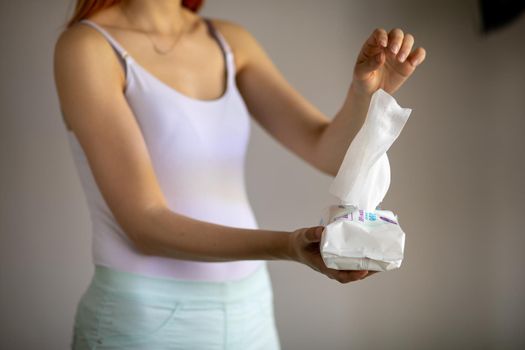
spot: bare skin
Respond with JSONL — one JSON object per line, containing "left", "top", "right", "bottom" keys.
{"left": 53, "top": 0, "right": 425, "bottom": 284}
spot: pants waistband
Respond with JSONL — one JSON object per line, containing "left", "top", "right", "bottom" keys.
{"left": 91, "top": 263, "right": 272, "bottom": 304}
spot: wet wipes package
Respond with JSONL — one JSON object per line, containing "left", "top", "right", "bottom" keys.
{"left": 319, "top": 88, "right": 412, "bottom": 271}
{"left": 320, "top": 205, "right": 405, "bottom": 271}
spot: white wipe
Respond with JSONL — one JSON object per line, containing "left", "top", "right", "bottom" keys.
{"left": 320, "top": 88, "right": 412, "bottom": 271}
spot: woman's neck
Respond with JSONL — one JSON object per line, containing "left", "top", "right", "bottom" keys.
{"left": 119, "top": 0, "right": 187, "bottom": 35}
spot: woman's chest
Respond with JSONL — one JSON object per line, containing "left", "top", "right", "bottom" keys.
{"left": 124, "top": 74, "right": 252, "bottom": 162}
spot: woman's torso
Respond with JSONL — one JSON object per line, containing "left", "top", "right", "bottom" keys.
{"left": 65, "top": 12, "right": 264, "bottom": 281}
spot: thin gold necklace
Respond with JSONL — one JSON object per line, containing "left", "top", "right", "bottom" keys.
{"left": 122, "top": 6, "right": 187, "bottom": 55}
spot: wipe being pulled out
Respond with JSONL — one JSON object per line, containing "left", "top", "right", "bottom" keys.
{"left": 319, "top": 88, "right": 412, "bottom": 271}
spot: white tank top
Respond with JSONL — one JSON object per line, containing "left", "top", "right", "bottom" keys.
{"left": 65, "top": 18, "right": 264, "bottom": 281}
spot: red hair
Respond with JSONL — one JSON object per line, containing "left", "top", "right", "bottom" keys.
{"left": 65, "top": 0, "right": 205, "bottom": 28}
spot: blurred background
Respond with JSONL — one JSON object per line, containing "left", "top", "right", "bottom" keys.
{"left": 1, "top": 0, "right": 524, "bottom": 349}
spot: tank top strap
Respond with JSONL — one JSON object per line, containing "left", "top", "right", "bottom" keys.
{"left": 203, "top": 17, "right": 233, "bottom": 58}
{"left": 79, "top": 19, "right": 130, "bottom": 60}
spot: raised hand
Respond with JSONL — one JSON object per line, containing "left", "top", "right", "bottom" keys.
{"left": 352, "top": 28, "right": 426, "bottom": 96}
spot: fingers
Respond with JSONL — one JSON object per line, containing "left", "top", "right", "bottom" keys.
{"left": 396, "top": 33, "right": 414, "bottom": 63}
{"left": 355, "top": 28, "right": 388, "bottom": 79}
{"left": 387, "top": 28, "right": 404, "bottom": 56}
{"left": 306, "top": 244, "right": 378, "bottom": 284}
{"left": 311, "top": 254, "right": 370, "bottom": 283}
{"left": 301, "top": 224, "right": 381, "bottom": 284}
{"left": 361, "top": 28, "right": 388, "bottom": 60}
{"left": 361, "top": 271, "right": 379, "bottom": 279}
{"left": 386, "top": 28, "right": 425, "bottom": 67}
{"left": 405, "top": 46, "right": 426, "bottom": 67}
{"left": 356, "top": 27, "right": 425, "bottom": 81}
{"left": 375, "top": 28, "right": 388, "bottom": 48}
{"left": 326, "top": 269, "right": 369, "bottom": 284}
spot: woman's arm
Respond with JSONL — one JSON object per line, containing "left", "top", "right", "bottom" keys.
{"left": 314, "top": 85, "right": 373, "bottom": 176}
{"left": 214, "top": 19, "right": 333, "bottom": 174}
{"left": 212, "top": 19, "right": 369, "bottom": 176}
{"left": 53, "top": 24, "right": 294, "bottom": 263}
{"left": 53, "top": 24, "right": 372, "bottom": 284}
{"left": 213, "top": 21, "right": 425, "bottom": 176}
{"left": 131, "top": 206, "right": 292, "bottom": 261}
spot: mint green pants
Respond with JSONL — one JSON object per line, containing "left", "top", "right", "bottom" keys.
{"left": 71, "top": 263, "right": 280, "bottom": 349}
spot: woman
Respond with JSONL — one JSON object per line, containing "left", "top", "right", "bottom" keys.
{"left": 54, "top": 0, "right": 425, "bottom": 348}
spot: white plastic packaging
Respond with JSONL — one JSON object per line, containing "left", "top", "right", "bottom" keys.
{"left": 320, "top": 88, "right": 412, "bottom": 271}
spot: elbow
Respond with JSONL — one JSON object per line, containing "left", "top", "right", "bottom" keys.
{"left": 124, "top": 226, "right": 156, "bottom": 256}
{"left": 129, "top": 234, "right": 156, "bottom": 256}
{"left": 119, "top": 203, "right": 168, "bottom": 256}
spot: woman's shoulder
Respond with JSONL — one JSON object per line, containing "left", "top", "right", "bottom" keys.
{"left": 205, "top": 17, "right": 255, "bottom": 47}
{"left": 53, "top": 21, "right": 127, "bottom": 106}
{"left": 54, "top": 21, "right": 126, "bottom": 86}
{"left": 55, "top": 4, "right": 126, "bottom": 54}
{"left": 204, "top": 17, "right": 263, "bottom": 73}
{"left": 55, "top": 19, "right": 117, "bottom": 62}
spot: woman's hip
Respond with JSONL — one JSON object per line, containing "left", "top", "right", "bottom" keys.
{"left": 71, "top": 263, "right": 280, "bottom": 349}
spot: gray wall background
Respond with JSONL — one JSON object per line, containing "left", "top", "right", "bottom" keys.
{"left": 1, "top": 0, "right": 524, "bottom": 349}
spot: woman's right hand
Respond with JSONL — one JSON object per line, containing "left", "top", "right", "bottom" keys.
{"left": 288, "top": 226, "right": 377, "bottom": 283}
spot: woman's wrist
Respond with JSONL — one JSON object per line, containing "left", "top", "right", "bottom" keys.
{"left": 284, "top": 230, "right": 298, "bottom": 262}
{"left": 348, "top": 80, "right": 375, "bottom": 100}
{"left": 266, "top": 230, "right": 296, "bottom": 262}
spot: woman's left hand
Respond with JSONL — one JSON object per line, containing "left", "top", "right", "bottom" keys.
{"left": 352, "top": 28, "right": 426, "bottom": 96}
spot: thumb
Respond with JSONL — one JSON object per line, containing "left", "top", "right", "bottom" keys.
{"left": 354, "top": 51, "right": 384, "bottom": 80}
{"left": 304, "top": 226, "right": 324, "bottom": 243}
